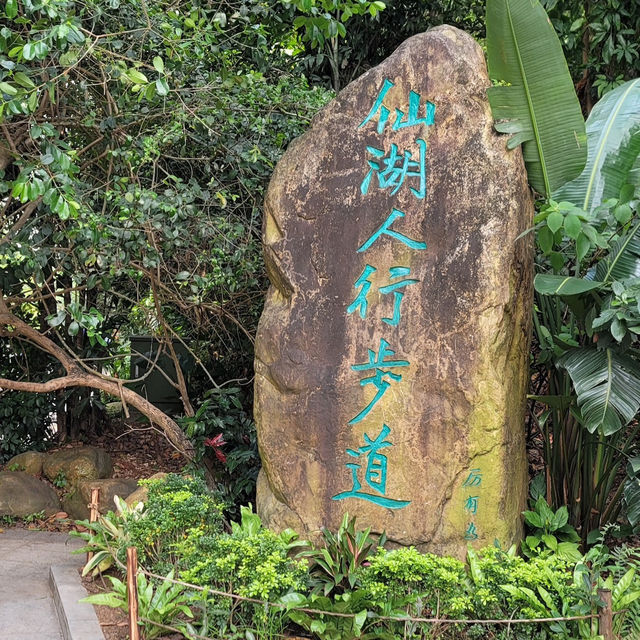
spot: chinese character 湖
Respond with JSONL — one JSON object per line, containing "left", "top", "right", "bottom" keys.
{"left": 360, "top": 140, "right": 427, "bottom": 199}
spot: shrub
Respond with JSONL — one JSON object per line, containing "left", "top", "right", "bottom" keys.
{"left": 125, "top": 474, "right": 224, "bottom": 572}
{"left": 178, "top": 506, "right": 308, "bottom": 635}
{"left": 0, "top": 340, "right": 55, "bottom": 463}
{"left": 360, "top": 546, "right": 470, "bottom": 615}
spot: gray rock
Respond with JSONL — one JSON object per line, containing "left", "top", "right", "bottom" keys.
{"left": 5, "top": 451, "right": 46, "bottom": 476}
{"left": 124, "top": 472, "right": 168, "bottom": 508}
{"left": 43, "top": 446, "right": 113, "bottom": 488}
{"left": 0, "top": 471, "right": 60, "bottom": 517}
{"left": 62, "top": 478, "right": 139, "bottom": 520}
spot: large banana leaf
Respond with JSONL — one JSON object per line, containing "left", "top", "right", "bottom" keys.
{"left": 595, "top": 221, "right": 640, "bottom": 282}
{"left": 534, "top": 273, "right": 602, "bottom": 295}
{"left": 536, "top": 223, "right": 640, "bottom": 297}
{"left": 560, "top": 348, "right": 640, "bottom": 435}
{"left": 486, "top": 0, "right": 587, "bottom": 198}
{"left": 554, "top": 79, "right": 640, "bottom": 211}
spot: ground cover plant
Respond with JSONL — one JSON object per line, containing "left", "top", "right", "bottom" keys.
{"left": 77, "top": 475, "right": 640, "bottom": 639}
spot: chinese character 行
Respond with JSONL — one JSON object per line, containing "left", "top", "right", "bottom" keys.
{"left": 347, "top": 266, "right": 419, "bottom": 326}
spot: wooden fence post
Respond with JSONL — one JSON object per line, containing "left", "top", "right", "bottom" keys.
{"left": 87, "top": 487, "right": 100, "bottom": 565}
{"left": 598, "top": 588, "right": 613, "bottom": 640}
{"left": 127, "top": 546, "right": 140, "bottom": 640}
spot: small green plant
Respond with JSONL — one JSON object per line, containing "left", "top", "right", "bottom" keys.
{"left": 71, "top": 496, "right": 141, "bottom": 576}
{"left": 297, "top": 513, "right": 385, "bottom": 596}
{"left": 22, "top": 510, "right": 45, "bottom": 524}
{"left": 81, "top": 569, "right": 192, "bottom": 639}
{"left": 52, "top": 470, "right": 67, "bottom": 489}
{"left": 7, "top": 463, "right": 24, "bottom": 472}
{"left": 283, "top": 590, "right": 381, "bottom": 640}
{"left": 522, "top": 496, "right": 582, "bottom": 561}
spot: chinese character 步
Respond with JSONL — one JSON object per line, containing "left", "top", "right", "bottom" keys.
{"left": 349, "top": 338, "right": 409, "bottom": 425}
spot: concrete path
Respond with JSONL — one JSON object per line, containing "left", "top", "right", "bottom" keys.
{"left": 0, "top": 529, "right": 83, "bottom": 640}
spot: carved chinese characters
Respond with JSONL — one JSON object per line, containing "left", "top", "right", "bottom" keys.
{"left": 255, "top": 26, "right": 533, "bottom": 556}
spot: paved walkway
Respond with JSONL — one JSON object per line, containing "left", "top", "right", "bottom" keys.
{"left": 0, "top": 529, "right": 83, "bottom": 640}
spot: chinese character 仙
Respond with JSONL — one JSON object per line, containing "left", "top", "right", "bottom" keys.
{"left": 359, "top": 79, "right": 436, "bottom": 134}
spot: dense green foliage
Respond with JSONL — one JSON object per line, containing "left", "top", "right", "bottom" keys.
{"left": 482, "top": 0, "right": 640, "bottom": 542}
{"left": 76, "top": 482, "right": 640, "bottom": 639}
{"left": 0, "top": 0, "right": 331, "bottom": 458}
{"left": 0, "top": 341, "right": 54, "bottom": 462}
{"left": 125, "top": 474, "right": 224, "bottom": 571}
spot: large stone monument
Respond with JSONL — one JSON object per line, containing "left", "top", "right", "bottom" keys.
{"left": 254, "top": 25, "right": 533, "bottom": 557}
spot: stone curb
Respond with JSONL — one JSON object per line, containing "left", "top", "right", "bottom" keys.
{"left": 49, "top": 565, "right": 105, "bottom": 640}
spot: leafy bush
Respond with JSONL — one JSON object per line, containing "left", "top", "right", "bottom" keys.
{"left": 0, "top": 390, "right": 54, "bottom": 463}
{"left": 297, "top": 512, "right": 385, "bottom": 596}
{"left": 178, "top": 505, "right": 307, "bottom": 635}
{"left": 359, "top": 546, "right": 468, "bottom": 616}
{"left": 179, "top": 386, "right": 260, "bottom": 517}
{"left": 125, "top": 474, "right": 224, "bottom": 572}
{"left": 522, "top": 496, "right": 582, "bottom": 561}
{"left": 0, "top": 341, "right": 55, "bottom": 463}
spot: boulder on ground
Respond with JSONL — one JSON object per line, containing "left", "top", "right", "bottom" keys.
{"left": 254, "top": 25, "right": 533, "bottom": 556}
{"left": 124, "top": 472, "right": 168, "bottom": 508}
{"left": 43, "top": 446, "right": 113, "bottom": 487}
{"left": 0, "top": 471, "right": 60, "bottom": 517}
{"left": 5, "top": 451, "right": 46, "bottom": 476}
{"left": 63, "top": 478, "right": 139, "bottom": 520}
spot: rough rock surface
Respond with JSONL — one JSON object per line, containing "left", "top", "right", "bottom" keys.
{"left": 0, "top": 472, "right": 60, "bottom": 517}
{"left": 5, "top": 451, "right": 46, "bottom": 476}
{"left": 254, "top": 25, "right": 533, "bottom": 556}
{"left": 63, "top": 478, "right": 139, "bottom": 520}
{"left": 124, "top": 472, "right": 168, "bottom": 508}
{"left": 43, "top": 446, "right": 113, "bottom": 487}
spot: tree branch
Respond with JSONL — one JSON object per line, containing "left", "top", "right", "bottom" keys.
{"left": 0, "top": 292, "right": 194, "bottom": 460}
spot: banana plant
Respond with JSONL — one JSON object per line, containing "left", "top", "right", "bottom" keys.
{"left": 486, "top": 0, "right": 587, "bottom": 199}
{"left": 554, "top": 78, "right": 640, "bottom": 213}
